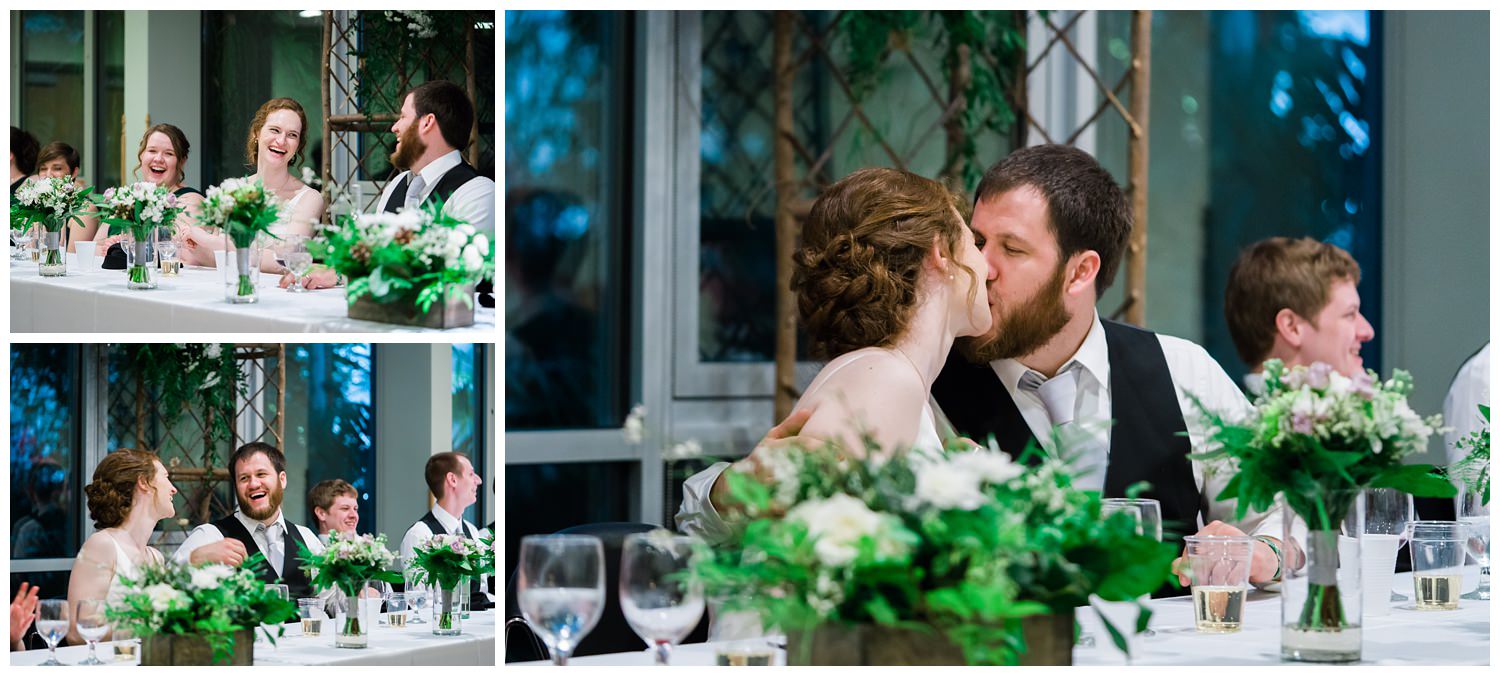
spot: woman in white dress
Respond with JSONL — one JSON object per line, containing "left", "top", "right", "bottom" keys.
{"left": 65, "top": 449, "right": 178, "bottom": 645}
{"left": 179, "top": 97, "right": 326, "bottom": 270}
{"left": 785, "top": 167, "right": 991, "bottom": 457}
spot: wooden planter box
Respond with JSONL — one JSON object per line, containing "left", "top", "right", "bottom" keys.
{"left": 785, "top": 610, "right": 1074, "bottom": 666}
{"left": 347, "top": 284, "right": 475, "bottom": 329}
{"left": 141, "top": 628, "right": 254, "bottom": 665}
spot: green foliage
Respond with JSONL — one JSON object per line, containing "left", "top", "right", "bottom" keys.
{"left": 118, "top": 344, "right": 242, "bottom": 459}
{"left": 296, "top": 531, "right": 403, "bottom": 598}
{"left": 405, "top": 532, "right": 493, "bottom": 590}
{"left": 1449, "top": 405, "right": 1490, "bottom": 504}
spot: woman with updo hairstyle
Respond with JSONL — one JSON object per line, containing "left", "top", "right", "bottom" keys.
{"left": 65, "top": 449, "right": 177, "bottom": 645}
{"left": 781, "top": 167, "right": 992, "bottom": 457}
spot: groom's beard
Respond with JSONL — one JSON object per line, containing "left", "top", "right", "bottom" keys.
{"left": 389, "top": 123, "right": 426, "bottom": 171}
{"left": 958, "top": 261, "right": 1071, "bottom": 364}
{"left": 238, "top": 482, "right": 284, "bottom": 521}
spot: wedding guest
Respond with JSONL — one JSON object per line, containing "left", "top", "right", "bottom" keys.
{"left": 10, "top": 125, "right": 38, "bottom": 197}
{"left": 174, "top": 443, "right": 326, "bottom": 604}
{"left": 36, "top": 142, "right": 104, "bottom": 253}
{"left": 75, "top": 124, "right": 205, "bottom": 256}
{"left": 309, "top": 478, "right": 360, "bottom": 540}
{"left": 181, "top": 97, "right": 325, "bottom": 269}
{"left": 10, "top": 582, "right": 40, "bottom": 651}
{"left": 1224, "top": 236, "right": 1374, "bottom": 390}
{"left": 66, "top": 449, "right": 177, "bottom": 644}
{"left": 399, "top": 452, "right": 492, "bottom": 609}
{"left": 285, "top": 80, "right": 493, "bottom": 292}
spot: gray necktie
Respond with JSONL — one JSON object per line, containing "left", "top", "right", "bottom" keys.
{"left": 403, "top": 174, "right": 426, "bottom": 212}
{"left": 258, "top": 523, "right": 284, "bottom": 577}
{"left": 1018, "top": 365, "right": 1080, "bottom": 427}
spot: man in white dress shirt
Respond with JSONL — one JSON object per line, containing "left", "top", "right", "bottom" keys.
{"left": 678, "top": 145, "right": 1288, "bottom": 593}
{"left": 400, "top": 452, "right": 493, "bottom": 609}
{"left": 174, "top": 443, "right": 327, "bottom": 605}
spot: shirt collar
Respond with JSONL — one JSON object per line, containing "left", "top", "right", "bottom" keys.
{"left": 431, "top": 504, "right": 464, "bottom": 535}
{"left": 235, "top": 509, "right": 285, "bottom": 535}
{"left": 413, "top": 150, "right": 463, "bottom": 196}
{"left": 991, "top": 310, "right": 1110, "bottom": 390}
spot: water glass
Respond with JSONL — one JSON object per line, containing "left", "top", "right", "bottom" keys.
{"left": 75, "top": 599, "right": 111, "bottom": 665}
{"left": 260, "top": 584, "right": 290, "bottom": 646}
{"left": 620, "top": 532, "right": 707, "bottom": 665}
{"left": 709, "top": 596, "right": 777, "bottom": 666}
{"left": 155, "top": 229, "right": 180, "bottom": 277}
{"left": 1183, "top": 535, "right": 1254, "bottom": 633}
{"left": 299, "top": 598, "right": 326, "bottom": 637}
{"left": 36, "top": 598, "right": 70, "bottom": 665}
{"left": 1410, "top": 521, "right": 1465, "bottom": 610}
{"left": 517, "top": 534, "right": 606, "bottom": 666}
{"left": 1101, "top": 497, "right": 1162, "bottom": 637}
{"left": 1361, "top": 488, "right": 1414, "bottom": 612}
{"left": 112, "top": 626, "right": 139, "bottom": 663}
{"left": 387, "top": 593, "right": 409, "bottom": 628}
{"left": 1459, "top": 489, "right": 1490, "bottom": 600}
{"left": 404, "top": 570, "right": 430, "bottom": 625}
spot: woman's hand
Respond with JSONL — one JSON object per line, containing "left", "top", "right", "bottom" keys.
{"left": 11, "top": 582, "right": 40, "bottom": 650}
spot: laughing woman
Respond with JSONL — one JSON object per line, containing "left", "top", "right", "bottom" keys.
{"left": 72, "top": 125, "right": 205, "bottom": 255}
{"left": 180, "top": 97, "right": 325, "bottom": 269}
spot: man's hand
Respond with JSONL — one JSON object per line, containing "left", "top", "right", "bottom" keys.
{"left": 1173, "top": 520, "right": 1279, "bottom": 586}
{"left": 709, "top": 407, "right": 817, "bottom": 514}
{"left": 189, "top": 538, "right": 249, "bottom": 567}
{"left": 280, "top": 266, "right": 338, "bottom": 290}
{"left": 10, "top": 582, "right": 40, "bottom": 649}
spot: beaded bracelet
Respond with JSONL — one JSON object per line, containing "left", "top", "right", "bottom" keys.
{"left": 1254, "top": 535, "right": 1284, "bottom": 582}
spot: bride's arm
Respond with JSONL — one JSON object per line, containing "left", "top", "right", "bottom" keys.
{"left": 65, "top": 535, "right": 117, "bottom": 645}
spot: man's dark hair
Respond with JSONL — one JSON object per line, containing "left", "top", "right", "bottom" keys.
{"left": 406, "top": 80, "right": 475, "bottom": 153}
{"left": 229, "top": 442, "right": 286, "bottom": 477}
{"left": 973, "top": 144, "right": 1132, "bottom": 294}
{"left": 11, "top": 126, "right": 40, "bottom": 175}
{"left": 425, "top": 452, "right": 470, "bottom": 499}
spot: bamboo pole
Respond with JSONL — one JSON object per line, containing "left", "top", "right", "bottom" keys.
{"left": 942, "top": 42, "right": 971, "bottom": 193}
{"left": 1124, "top": 10, "right": 1152, "bottom": 327}
{"left": 772, "top": 11, "right": 799, "bottom": 422}
{"left": 322, "top": 11, "right": 332, "bottom": 200}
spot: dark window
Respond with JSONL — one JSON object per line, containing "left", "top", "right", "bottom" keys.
{"left": 503, "top": 462, "right": 635, "bottom": 580}
{"left": 18, "top": 11, "right": 86, "bottom": 161}
{"left": 11, "top": 344, "right": 84, "bottom": 600}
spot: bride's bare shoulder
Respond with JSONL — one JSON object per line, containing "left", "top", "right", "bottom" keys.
{"left": 75, "top": 532, "right": 118, "bottom": 569}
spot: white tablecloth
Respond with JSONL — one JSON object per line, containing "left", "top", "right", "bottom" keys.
{"left": 10, "top": 610, "right": 496, "bottom": 666}
{"left": 517, "top": 569, "right": 1489, "bottom": 666}
{"left": 9, "top": 257, "right": 495, "bottom": 334}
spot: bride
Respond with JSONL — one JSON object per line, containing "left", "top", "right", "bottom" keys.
{"left": 66, "top": 449, "right": 178, "bottom": 644}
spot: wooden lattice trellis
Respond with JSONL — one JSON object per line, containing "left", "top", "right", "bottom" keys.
{"left": 320, "top": 10, "right": 483, "bottom": 214}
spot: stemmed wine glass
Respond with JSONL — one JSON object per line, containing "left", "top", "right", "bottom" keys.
{"left": 36, "top": 598, "right": 70, "bottom": 666}
{"left": 259, "top": 584, "right": 289, "bottom": 648}
{"left": 75, "top": 599, "right": 111, "bottom": 665}
{"left": 1459, "top": 487, "right": 1490, "bottom": 600}
{"left": 285, "top": 240, "right": 314, "bottom": 293}
{"left": 517, "top": 534, "right": 606, "bottom": 666}
{"left": 1361, "top": 488, "right": 1415, "bottom": 603}
{"left": 11, "top": 222, "right": 35, "bottom": 260}
{"left": 620, "top": 532, "right": 707, "bottom": 665}
{"left": 404, "top": 568, "right": 429, "bottom": 625}
{"left": 1101, "top": 498, "right": 1163, "bottom": 638}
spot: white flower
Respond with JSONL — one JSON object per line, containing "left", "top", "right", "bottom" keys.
{"left": 951, "top": 449, "right": 1024, "bottom": 486}
{"left": 204, "top": 343, "right": 222, "bottom": 359}
{"left": 461, "top": 244, "right": 482, "bottom": 271}
{"left": 472, "top": 233, "right": 490, "bottom": 254}
{"left": 144, "top": 583, "right": 185, "bottom": 612}
{"left": 787, "top": 494, "right": 884, "bottom": 568}
{"left": 665, "top": 439, "right": 703, "bottom": 461}
{"left": 914, "top": 459, "right": 988, "bottom": 511}
{"left": 189, "top": 564, "right": 235, "bottom": 590}
{"left": 623, "top": 403, "right": 647, "bottom": 444}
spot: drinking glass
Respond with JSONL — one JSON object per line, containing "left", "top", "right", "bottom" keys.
{"left": 404, "top": 569, "right": 429, "bottom": 625}
{"left": 387, "top": 593, "right": 409, "bottom": 628}
{"left": 1183, "top": 535, "right": 1254, "bottom": 633}
{"left": 1101, "top": 498, "right": 1162, "bottom": 638}
{"left": 620, "top": 532, "right": 707, "bottom": 665}
{"left": 1410, "top": 521, "right": 1465, "bottom": 610}
{"left": 1360, "top": 488, "right": 1414, "bottom": 610}
{"left": 286, "top": 250, "right": 314, "bottom": 293}
{"left": 517, "top": 534, "right": 606, "bottom": 666}
{"left": 12, "top": 223, "right": 34, "bottom": 260}
{"left": 155, "top": 228, "right": 181, "bottom": 277}
{"left": 75, "top": 599, "right": 111, "bottom": 665}
{"left": 363, "top": 580, "right": 391, "bottom": 625}
{"left": 36, "top": 598, "right": 70, "bottom": 666}
{"left": 112, "top": 626, "right": 139, "bottom": 663}
{"left": 709, "top": 595, "right": 777, "bottom": 666}
{"left": 299, "top": 598, "right": 326, "bottom": 637}
{"left": 260, "top": 584, "right": 290, "bottom": 647}
{"left": 1459, "top": 489, "right": 1490, "bottom": 600}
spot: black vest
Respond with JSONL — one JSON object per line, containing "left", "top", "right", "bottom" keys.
{"left": 382, "top": 162, "right": 491, "bottom": 306}
{"left": 415, "top": 511, "right": 493, "bottom": 611}
{"left": 932, "top": 319, "right": 1201, "bottom": 597}
{"left": 212, "top": 514, "right": 315, "bottom": 603}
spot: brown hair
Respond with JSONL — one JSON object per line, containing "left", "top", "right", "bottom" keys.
{"left": 425, "top": 452, "right": 470, "bottom": 499}
{"left": 791, "top": 167, "right": 977, "bottom": 359}
{"left": 973, "top": 144, "right": 1131, "bottom": 294}
{"left": 229, "top": 442, "right": 286, "bottom": 478}
{"left": 83, "top": 449, "right": 162, "bottom": 529}
{"left": 1225, "top": 236, "right": 1362, "bottom": 367}
{"left": 405, "top": 81, "right": 475, "bottom": 152}
{"left": 11, "top": 126, "right": 39, "bottom": 174}
{"left": 309, "top": 479, "right": 357, "bottom": 514}
{"left": 37, "top": 142, "right": 80, "bottom": 173}
{"left": 133, "top": 124, "right": 191, "bottom": 185}
{"left": 245, "top": 98, "right": 308, "bottom": 167}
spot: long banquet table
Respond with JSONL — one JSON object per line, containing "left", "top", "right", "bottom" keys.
{"left": 9, "top": 609, "right": 497, "bottom": 666}
{"left": 516, "top": 568, "right": 1489, "bottom": 666}
{"left": 10, "top": 256, "right": 495, "bottom": 333}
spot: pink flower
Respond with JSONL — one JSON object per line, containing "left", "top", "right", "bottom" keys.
{"left": 1307, "top": 362, "right": 1333, "bottom": 390}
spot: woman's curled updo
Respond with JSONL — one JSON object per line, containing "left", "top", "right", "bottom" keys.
{"left": 84, "top": 448, "right": 161, "bottom": 529}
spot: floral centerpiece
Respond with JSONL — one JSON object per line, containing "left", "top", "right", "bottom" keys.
{"left": 296, "top": 531, "right": 401, "bottom": 648}
{"left": 105, "top": 554, "right": 295, "bottom": 665}
{"left": 196, "top": 178, "right": 283, "bottom": 303}
{"left": 408, "top": 533, "right": 493, "bottom": 635}
{"left": 694, "top": 439, "right": 1176, "bottom": 666}
{"left": 98, "top": 182, "right": 184, "bottom": 289}
{"left": 11, "top": 176, "right": 95, "bottom": 276}
{"left": 309, "top": 198, "right": 493, "bottom": 328}
{"left": 1190, "top": 360, "right": 1454, "bottom": 662}
{"left": 1449, "top": 405, "right": 1490, "bottom": 505}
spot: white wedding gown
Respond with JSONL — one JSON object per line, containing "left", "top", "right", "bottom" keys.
{"left": 101, "top": 532, "right": 161, "bottom": 605}
{"left": 797, "top": 348, "right": 945, "bottom": 453}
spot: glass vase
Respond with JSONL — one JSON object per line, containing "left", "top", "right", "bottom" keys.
{"left": 460, "top": 577, "right": 472, "bottom": 619}
{"left": 124, "top": 230, "right": 157, "bottom": 289}
{"left": 433, "top": 581, "right": 463, "bottom": 636}
{"left": 335, "top": 584, "right": 371, "bottom": 649}
{"left": 223, "top": 237, "right": 261, "bottom": 303}
{"left": 1281, "top": 489, "right": 1364, "bottom": 662}
{"left": 38, "top": 228, "right": 67, "bottom": 276}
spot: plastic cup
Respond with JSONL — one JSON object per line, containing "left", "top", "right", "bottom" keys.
{"left": 1360, "top": 533, "right": 1401, "bottom": 616}
{"left": 1183, "top": 535, "right": 1255, "bottom": 633}
{"left": 1411, "top": 521, "right": 1465, "bottom": 610}
{"left": 74, "top": 241, "right": 97, "bottom": 269}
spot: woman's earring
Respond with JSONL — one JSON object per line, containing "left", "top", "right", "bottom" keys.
{"left": 948, "top": 274, "right": 955, "bottom": 280}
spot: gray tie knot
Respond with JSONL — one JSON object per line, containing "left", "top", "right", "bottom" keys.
{"left": 1018, "top": 365, "right": 1080, "bottom": 427}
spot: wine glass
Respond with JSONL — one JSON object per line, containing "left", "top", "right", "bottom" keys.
{"left": 36, "top": 598, "right": 70, "bottom": 666}
{"left": 285, "top": 245, "right": 314, "bottom": 294}
{"left": 75, "top": 599, "right": 111, "bottom": 665}
{"left": 1360, "top": 488, "right": 1415, "bottom": 603}
{"left": 1101, "top": 498, "right": 1162, "bottom": 638}
{"left": 259, "top": 584, "right": 289, "bottom": 648}
{"left": 11, "top": 222, "right": 34, "bottom": 260}
{"left": 154, "top": 227, "right": 180, "bottom": 277}
{"left": 1459, "top": 488, "right": 1490, "bottom": 600}
{"left": 620, "top": 532, "right": 706, "bottom": 665}
{"left": 517, "top": 534, "right": 606, "bottom": 666}
{"left": 404, "top": 569, "right": 429, "bottom": 625}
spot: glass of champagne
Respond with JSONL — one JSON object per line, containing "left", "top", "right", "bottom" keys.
{"left": 1459, "top": 488, "right": 1490, "bottom": 600}
{"left": 155, "top": 228, "right": 181, "bottom": 277}
{"left": 517, "top": 534, "right": 606, "bottom": 666}
{"left": 620, "top": 532, "right": 707, "bottom": 665}
{"left": 1410, "top": 521, "right": 1465, "bottom": 610}
{"left": 298, "top": 598, "right": 325, "bottom": 637}
{"left": 75, "top": 599, "right": 111, "bottom": 665}
{"left": 36, "top": 598, "right": 70, "bottom": 666}
{"left": 387, "top": 593, "right": 408, "bottom": 628}
{"left": 1361, "top": 488, "right": 1414, "bottom": 611}
{"left": 1101, "top": 498, "right": 1163, "bottom": 637}
{"left": 404, "top": 569, "right": 429, "bottom": 625}
{"left": 112, "top": 625, "right": 139, "bottom": 662}
{"left": 1183, "top": 535, "right": 1254, "bottom": 633}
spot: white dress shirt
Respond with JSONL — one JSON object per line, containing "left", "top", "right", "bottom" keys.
{"left": 678, "top": 311, "right": 1283, "bottom": 547}
{"left": 400, "top": 505, "right": 492, "bottom": 598}
{"left": 172, "top": 510, "right": 330, "bottom": 600}
{"left": 375, "top": 149, "right": 495, "bottom": 238}
{"left": 1443, "top": 343, "right": 1489, "bottom": 466}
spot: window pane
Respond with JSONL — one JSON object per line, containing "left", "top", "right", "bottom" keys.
{"left": 505, "top": 10, "right": 629, "bottom": 430}
{"left": 11, "top": 344, "right": 83, "bottom": 562}
{"left": 282, "top": 344, "right": 376, "bottom": 533}
{"left": 19, "top": 11, "right": 86, "bottom": 161}
{"left": 452, "top": 343, "right": 488, "bottom": 526}
{"left": 504, "top": 462, "right": 633, "bottom": 578}
{"left": 94, "top": 10, "right": 125, "bottom": 189}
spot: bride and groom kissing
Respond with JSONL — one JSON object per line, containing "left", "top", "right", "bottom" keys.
{"left": 679, "top": 144, "right": 1288, "bottom": 592}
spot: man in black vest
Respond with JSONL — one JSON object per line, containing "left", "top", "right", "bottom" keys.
{"left": 174, "top": 443, "right": 329, "bottom": 612}
{"left": 287, "top": 80, "right": 494, "bottom": 304}
{"left": 399, "top": 452, "right": 493, "bottom": 611}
